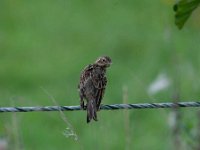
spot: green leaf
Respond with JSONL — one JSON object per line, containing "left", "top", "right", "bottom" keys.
{"left": 173, "top": 0, "right": 200, "bottom": 29}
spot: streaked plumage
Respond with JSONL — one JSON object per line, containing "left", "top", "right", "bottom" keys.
{"left": 78, "top": 56, "right": 112, "bottom": 123}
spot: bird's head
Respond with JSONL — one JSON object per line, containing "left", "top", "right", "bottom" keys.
{"left": 95, "top": 56, "right": 112, "bottom": 67}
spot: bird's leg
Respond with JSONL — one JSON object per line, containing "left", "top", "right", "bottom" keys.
{"left": 80, "top": 101, "right": 84, "bottom": 109}
{"left": 80, "top": 95, "right": 85, "bottom": 110}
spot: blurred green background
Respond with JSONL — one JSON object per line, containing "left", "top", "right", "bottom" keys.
{"left": 0, "top": 0, "right": 200, "bottom": 149}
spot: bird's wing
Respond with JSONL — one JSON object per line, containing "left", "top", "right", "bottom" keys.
{"left": 90, "top": 67, "right": 107, "bottom": 109}
{"left": 79, "top": 64, "right": 107, "bottom": 110}
{"left": 95, "top": 77, "right": 107, "bottom": 110}
{"left": 78, "top": 64, "right": 94, "bottom": 105}
{"left": 79, "top": 64, "right": 94, "bottom": 88}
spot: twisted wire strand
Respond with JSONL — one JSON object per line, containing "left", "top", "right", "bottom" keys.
{"left": 0, "top": 101, "right": 200, "bottom": 113}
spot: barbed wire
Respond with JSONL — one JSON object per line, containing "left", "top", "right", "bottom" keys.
{"left": 0, "top": 101, "right": 200, "bottom": 113}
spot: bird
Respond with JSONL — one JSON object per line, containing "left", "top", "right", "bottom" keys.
{"left": 78, "top": 56, "right": 112, "bottom": 123}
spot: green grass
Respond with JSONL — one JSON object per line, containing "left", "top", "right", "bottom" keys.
{"left": 0, "top": 0, "right": 200, "bottom": 149}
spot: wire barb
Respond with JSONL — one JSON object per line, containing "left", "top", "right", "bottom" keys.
{"left": 0, "top": 101, "right": 200, "bottom": 113}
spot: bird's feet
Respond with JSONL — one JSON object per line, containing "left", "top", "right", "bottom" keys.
{"left": 80, "top": 101, "right": 87, "bottom": 110}
{"left": 97, "top": 105, "right": 101, "bottom": 111}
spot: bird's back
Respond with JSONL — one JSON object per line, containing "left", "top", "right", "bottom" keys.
{"left": 78, "top": 64, "right": 107, "bottom": 102}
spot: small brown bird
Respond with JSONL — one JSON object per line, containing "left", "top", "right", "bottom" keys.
{"left": 78, "top": 56, "right": 112, "bottom": 123}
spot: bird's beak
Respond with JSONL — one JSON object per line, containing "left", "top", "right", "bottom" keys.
{"left": 107, "top": 62, "right": 112, "bottom": 67}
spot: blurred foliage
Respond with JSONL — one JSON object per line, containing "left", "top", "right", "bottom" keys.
{"left": 0, "top": 0, "right": 200, "bottom": 149}
{"left": 174, "top": 0, "right": 200, "bottom": 29}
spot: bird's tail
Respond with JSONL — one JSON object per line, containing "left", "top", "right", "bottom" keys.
{"left": 87, "top": 100, "right": 97, "bottom": 123}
